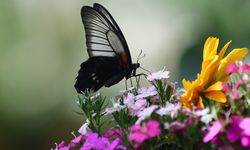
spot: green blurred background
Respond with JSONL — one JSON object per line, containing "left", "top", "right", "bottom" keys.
{"left": 0, "top": 0, "right": 249, "bottom": 149}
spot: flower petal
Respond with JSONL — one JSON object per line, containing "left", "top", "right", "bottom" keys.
{"left": 218, "top": 40, "right": 231, "bottom": 60}
{"left": 216, "top": 48, "right": 249, "bottom": 81}
{"left": 205, "top": 81, "right": 223, "bottom": 92}
{"left": 197, "top": 96, "right": 204, "bottom": 109}
{"left": 203, "top": 121, "right": 223, "bottom": 143}
{"left": 205, "top": 91, "right": 227, "bottom": 103}
{"left": 203, "top": 37, "right": 219, "bottom": 61}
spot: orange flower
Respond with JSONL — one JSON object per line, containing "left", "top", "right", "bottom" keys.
{"left": 181, "top": 37, "right": 248, "bottom": 109}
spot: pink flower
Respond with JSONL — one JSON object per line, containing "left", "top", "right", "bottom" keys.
{"left": 239, "top": 64, "right": 250, "bottom": 73}
{"left": 222, "top": 83, "right": 231, "bottom": 93}
{"left": 128, "top": 120, "right": 161, "bottom": 144}
{"left": 239, "top": 118, "right": 250, "bottom": 136}
{"left": 81, "top": 133, "right": 110, "bottom": 150}
{"left": 128, "top": 99, "right": 147, "bottom": 115}
{"left": 128, "top": 124, "right": 150, "bottom": 143}
{"left": 226, "top": 63, "right": 238, "bottom": 74}
{"left": 241, "top": 136, "right": 250, "bottom": 147}
{"left": 103, "top": 128, "right": 122, "bottom": 138}
{"left": 124, "top": 93, "right": 135, "bottom": 105}
{"left": 54, "top": 141, "right": 69, "bottom": 150}
{"left": 147, "top": 70, "right": 170, "bottom": 81}
{"left": 146, "top": 120, "right": 161, "bottom": 137}
{"left": 203, "top": 121, "right": 223, "bottom": 143}
{"left": 164, "top": 121, "right": 185, "bottom": 134}
{"left": 234, "top": 80, "right": 244, "bottom": 90}
{"left": 124, "top": 93, "right": 147, "bottom": 115}
{"left": 68, "top": 135, "right": 84, "bottom": 148}
{"left": 80, "top": 133, "right": 125, "bottom": 150}
{"left": 110, "top": 138, "right": 125, "bottom": 150}
{"left": 226, "top": 115, "right": 242, "bottom": 143}
{"left": 222, "top": 82, "right": 243, "bottom": 100}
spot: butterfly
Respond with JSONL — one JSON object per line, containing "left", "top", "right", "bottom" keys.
{"left": 75, "top": 3, "right": 140, "bottom": 93}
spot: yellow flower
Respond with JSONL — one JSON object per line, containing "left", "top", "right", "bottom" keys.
{"left": 181, "top": 37, "right": 248, "bottom": 109}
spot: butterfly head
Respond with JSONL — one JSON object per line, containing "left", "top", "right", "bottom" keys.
{"left": 125, "top": 63, "right": 140, "bottom": 79}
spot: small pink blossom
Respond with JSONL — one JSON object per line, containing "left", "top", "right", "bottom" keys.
{"left": 226, "top": 115, "right": 242, "bottom": 143}
{"left": 124, "top": 93, "right": 135, "bottom": 105}
{"left": 128, "top": 99, "right": 147, "bottom": 115}
{"left": 203, "top": 121, "right": 223, "bottom": 143}
{"left": 164, "top": 121, "right": 185, "bottom": 134}
{"left": 226, "top": 63, "right": 238, "bottom": 74}
{"left": 234, "top": 80, "right": 244, "bottom": 90}
{"left": 68, "top": 135, "right": 84, "bottom": 148}
{"left": 124, "top": 93, "right": 147, "bottom": 115}
{"left": 147, "top": 69, "right": 170, "bottom": 81}
{"left": 54, "top": 141, "right": 69, "bottom": 150}
{"left": 239, "top": 118, "right": 250, "bottom": 136}
{"left": 239, "top": 64, "right": 250, "bottom": 73}
{"left": 146, "top": 120, "right": 161, "bottom": 137}
{"left": 222, "top": 83, "right": 231, "bottom": 93}
{"left": 231, "top": 91, "right": 242, "bottom": 99}
{"left": 128, "top": 120, "right": 161, "bottom": 144}
{"left": 241, "top": 136, "right": 250, "bottom": 147}
{"left": 103, "top": 128, "right": 123, "bottom": 138}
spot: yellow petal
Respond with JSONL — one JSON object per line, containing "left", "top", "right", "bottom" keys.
{"left": 203, "top": 37, "right": 219, "bottom": 61}
{"left": 223, "top": 48, "right": 249, "bottom": 63}
{"left": 205, "top": 91, "right": 227, "bottom": 103}
{"left": 201, "top": 56, "right": 220, "bottom": 85}
{"left": 205, "top": 81, "right": 223, "bottom": 92}
{"left": 218, "top": 40, "right": 232, "bottom": 60}
{"left": 182, "top": 79, "right": 192, "bottom": 90}
{"left": 215, "top": 48, "right": 249, "bottom": 81}
{"left": 196, "top": 96, "right": 204, "bottom": 109}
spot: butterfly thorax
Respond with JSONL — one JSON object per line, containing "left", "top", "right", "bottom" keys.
{"left": 125, "top": 63, "right": 140, "bottom": 79}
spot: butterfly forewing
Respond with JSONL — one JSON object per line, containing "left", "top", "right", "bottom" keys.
{"left": 93, "top": 3, "right": 132, "bottom": 65}
{"left": 81, "top": 6, "right": 124, "bottom": 59}
{"left": 75, "top": 3, "right": 138, "bottom": 93}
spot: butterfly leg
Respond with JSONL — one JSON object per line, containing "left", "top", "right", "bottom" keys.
{"left": 133, "top": 73, "right": 147, "bottom": 89}
{"left": 135, "top": 75, "right": 140, "bottom": 89}
{"left": 130, "top": 78, "right": 133, "bottom": 88}
{"left": 125, "top": 79, "right": 128, "bottom": 90}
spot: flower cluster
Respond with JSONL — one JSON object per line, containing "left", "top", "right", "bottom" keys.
{"left": 53, "top": 37, "right": 250, "bottom": 150}
{"left": 181, "top": 37, "right": 248, "bottom": 109}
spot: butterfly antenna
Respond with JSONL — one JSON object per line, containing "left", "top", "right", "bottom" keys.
{"left": 136, "top": 50, "right": 143, "bottom": 63}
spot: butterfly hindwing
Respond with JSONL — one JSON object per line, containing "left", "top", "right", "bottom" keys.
{"left": 75, "top": 57, "right": 125, "bottom": 92}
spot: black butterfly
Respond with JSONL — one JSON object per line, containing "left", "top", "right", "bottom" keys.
{"left": 75, "top": 3, "right": 140, "bottom": 93}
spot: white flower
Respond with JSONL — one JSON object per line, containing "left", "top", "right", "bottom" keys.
{"left": 147, "top": 69, "right": 170, "bottom": 81}
{"left": 124, "top": 93, "right": 135, "bottom": 105}
{"left": 135, "top": 86, "right": 158, "bottom": 99}
{"left": 136, "top": 105, "right": 158, "bottom": 124}
{"left": 104, "top": 99, "right": 125, "bottom": 115}
{"left": 194, "top": 108, "right": 214, "bottom": 124}
{"left": 156, "top": 102, "right": 181, "bottom": 118}
{"left": 78, "top": 119, "right": 91, "bottom": 135}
